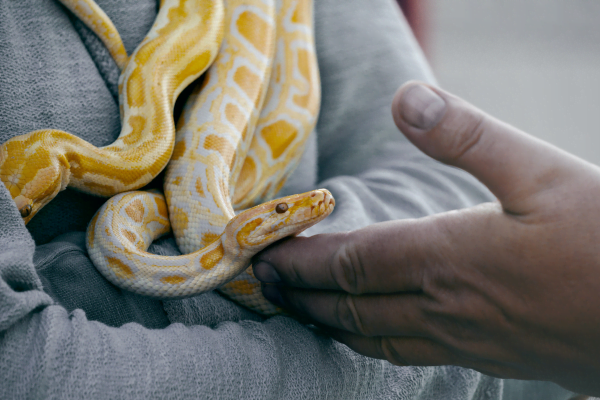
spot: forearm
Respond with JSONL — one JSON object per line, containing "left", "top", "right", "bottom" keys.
{"left": 1, "top": 306, "right": 337, "bottom": 399}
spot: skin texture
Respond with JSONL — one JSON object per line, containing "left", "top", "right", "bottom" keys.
{"left": 253, "top": 81, "right": 600, "bottom": 396}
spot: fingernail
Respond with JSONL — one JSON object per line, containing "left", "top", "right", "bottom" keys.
{"left": 253, "top": 261, "right": 281, "bottom": 283}
{"left": 262, "top": 284, "right": 284, "bottom": 306}
{"left": 400, "top": 84, "right": 446, "bottom": 130}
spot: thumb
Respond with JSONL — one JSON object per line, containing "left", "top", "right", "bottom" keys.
{"left": 392, "top": 81, "right": 579, "bottom": 212}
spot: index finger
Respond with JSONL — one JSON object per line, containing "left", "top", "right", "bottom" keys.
{"left": 254, "top": 202, "right": 507, "bottom": 295}
{"left": 253, "top": 216, "right": 442, "bottom": 294}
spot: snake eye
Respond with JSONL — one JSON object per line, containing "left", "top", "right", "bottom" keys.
{"left": 275, "top": 203, "right": 288, "bottom": 214}
{"left": 20, "top": 204, "right": 32, "bottom": 218}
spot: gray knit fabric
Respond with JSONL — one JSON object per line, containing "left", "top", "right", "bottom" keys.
{"left": 0, "top": 0, "right": 573, "bottom": 398}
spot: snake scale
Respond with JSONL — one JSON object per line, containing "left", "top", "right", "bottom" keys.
{"left": 0, "top": 0, "right": 332, "bottom": 315}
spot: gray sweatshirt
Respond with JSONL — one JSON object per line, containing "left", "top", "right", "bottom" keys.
{"left": 0, "top": 0, "right": 511, "bottom": 398}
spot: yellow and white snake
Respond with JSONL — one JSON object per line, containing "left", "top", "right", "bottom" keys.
{"left": 0, "top": 0, "right": 332, "bottom": 316}
{"left": 0, "top": 0, "right": 224, "bottom": 223}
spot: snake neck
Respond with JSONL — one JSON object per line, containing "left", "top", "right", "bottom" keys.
{"left": 87, "top": 188, "right": 334, "bottom": 300}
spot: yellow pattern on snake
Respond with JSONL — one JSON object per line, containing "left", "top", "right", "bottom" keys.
{"left": 220, "top": 0, "right": 323, "bottom": 313}
{"left": 233, "top": 0, "right": 321, "bottom": 210}
{"left": 0, "top": 0, "right": 224, "bottom": 223}
{"left": 79, "top": 0, "right": 328, "bottom": 315}
{"left": 87, "top": 0, "right": 331, "bottom": 316}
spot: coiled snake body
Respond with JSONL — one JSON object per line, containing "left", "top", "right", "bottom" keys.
{"left": 0, "top": 0, "right": 224, "bottom": 222}
{"left": 2, "top": 0, "right": 332, "bottom": 315}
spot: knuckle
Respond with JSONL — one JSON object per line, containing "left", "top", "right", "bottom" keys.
{"left": 332, "top": 239, "right": 366, "bottom": 295}
{"left": 381, "top": 337, "right": 456, "bottom": 367}
{"left": 335, "top": 294, "right": 371, "bottom": 336}
{"left": 424, "top": 299, "right": 490, "bottom": 356}
{"left": 287, "top": 257, "right": 307, "bottom": 286}
{"left": 282, "top": 289, "right": 306, "bottom": 313}
{"left": 380, "top": 338, "right": 412, "bottom": 366}
{"left": 443, "top": 110, "right": 487, "bottom": 164}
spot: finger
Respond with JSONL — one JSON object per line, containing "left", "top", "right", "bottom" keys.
{"left": 255, "top": 202, "right": 505, "bottom": 294}
{"left": 254, "top": 218, "right": 446, "bottom": 294}
{"left": 326, "top": 330, "right": 460, "bottom": 367}
{"left": 329, "top": 330, "right": 535, "bottom": 380}
{"left": 391, "top": 81, "right": 586, "bottom": 212}
{"left": 264, "top": 285, "right": 429, "bottom": 337}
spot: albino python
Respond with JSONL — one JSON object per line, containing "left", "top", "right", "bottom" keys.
{"left": 88, "top": 0, "right": 328, "bottom": 315}
{"left": 2, "top": 0, "right": 330, "bottom": 316}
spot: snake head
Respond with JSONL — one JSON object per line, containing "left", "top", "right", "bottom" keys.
{"left": 225, "top": 189, "right": 335, "bottom": 255}
{"left": 0, "top": 131, "right": 70, "bottom": 223}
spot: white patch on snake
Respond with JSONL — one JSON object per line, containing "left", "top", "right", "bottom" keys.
{"left": 282, "top": 0, "right": 311, "bottom": 35}
{"left": 191, "top": 87, "right": 221, "bottom": 126}
{"left": 284, "top": 40, "right": 314, "bottom": 118}
{"left": 76, "top": 0, "right": 94, "bottom": 17}
{"left": 259, "top": 38, "right": 285, "bottom": 115}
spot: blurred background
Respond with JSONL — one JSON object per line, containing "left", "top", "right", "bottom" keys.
{"left": 398, "top": 0, "right": 600, "bottom": 165}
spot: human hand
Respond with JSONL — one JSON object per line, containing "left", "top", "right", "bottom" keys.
{"left": 252, "top": 81, "right": 600, "bottom": 395}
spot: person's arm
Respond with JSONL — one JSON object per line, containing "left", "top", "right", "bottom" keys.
{"left": 253, "top": 81, "right": 600, "bottom": 397}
